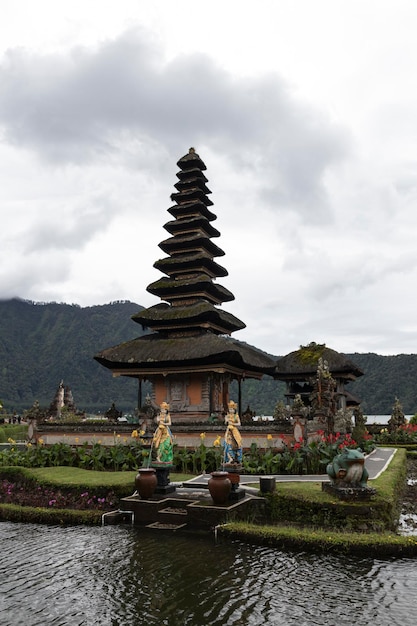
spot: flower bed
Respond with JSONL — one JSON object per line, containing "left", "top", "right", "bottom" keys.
{"left": 0, "top": 478, "right": 117, "bottom": 511}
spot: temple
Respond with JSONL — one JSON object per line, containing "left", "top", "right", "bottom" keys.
{"left": 48, "top": 380, "right": 77, "bottom": 418}
{"left": 95, "top": 149, "right": 276, "bottom": 422}
{"left": 274, "top": 342, "right": 364, "bottom": 413}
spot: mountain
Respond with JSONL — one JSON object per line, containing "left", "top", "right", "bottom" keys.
{"left": 342, "top": 353, "right": 417, "bottom": 415}
{"left": 1, "top": 299, "right": 416, "bottom": 416}
{"left": 0, "top": 298, "right": 146, "bottom": 413}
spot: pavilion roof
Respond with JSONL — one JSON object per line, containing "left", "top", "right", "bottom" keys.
{"left": 274, "top": 343, "right": 364, "bottom": 380}
{"left": 94, "top": 333, "right": 276, "bottom": 378}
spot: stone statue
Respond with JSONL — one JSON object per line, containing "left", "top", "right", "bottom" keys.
{"left": 388, "top": 397, "right": 406, "bottom": 433}
{"left": 224, "top": 400, "right": 242, "bottom": 465}
{"left": 105, "top": 402, "right": 122, "bottom": 421}
{"left": 326, "top": 447, "right": 369, "bottom": 489}
{"left": 152, "top": 402, "right": 173, "bottom": 464}
{"left": 310, "top": 358, "right": 336, "bottom": 435}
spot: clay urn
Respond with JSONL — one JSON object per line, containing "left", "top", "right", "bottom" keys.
{"left": 135, "top": 467, "right": 157, "bottom": 500}
{"left": 208, "top": 471, "right": 232, "bottom": 505}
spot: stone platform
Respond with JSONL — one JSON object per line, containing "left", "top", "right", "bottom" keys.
{"left": 116, "top": 484, "right": 265, "bottom": 531}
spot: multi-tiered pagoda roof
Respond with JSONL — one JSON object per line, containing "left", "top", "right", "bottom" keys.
{"left": 133, "top": 148, "right": 244, "bottom": 335}
{"left": 95, "top": 148, "right": 275, "bottom": 379}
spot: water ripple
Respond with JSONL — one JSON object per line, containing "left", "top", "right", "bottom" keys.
{"left": 1, "top": 523, "right": 417, "bottom": 625}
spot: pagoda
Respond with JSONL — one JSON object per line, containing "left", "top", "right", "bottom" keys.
{"left": 94, "top": 148, "right": 276, "bottom": 422}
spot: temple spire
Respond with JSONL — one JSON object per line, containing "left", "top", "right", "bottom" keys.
{"left": 132, "top": 149, "right": 245, "bottom": 336}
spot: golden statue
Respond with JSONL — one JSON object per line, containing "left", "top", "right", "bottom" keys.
{"left": 224, "top": 400, "right": 242, "bottom": 464}
{"left": 152, "top": 402, "right": 174, "bottom": 464}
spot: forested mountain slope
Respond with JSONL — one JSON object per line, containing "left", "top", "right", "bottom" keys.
{"left": 1, "top": 299, "right": 416, "bottom": 415}
{"left": 343, "top": 352, "right": 417, "bottom": 415}
{"left": 0, "top": 298, "right": 145, "bottom": 412}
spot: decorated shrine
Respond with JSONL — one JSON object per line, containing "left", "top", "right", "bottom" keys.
{"left": 273, "top": 342, "right": 364, "bottom": 415}
{"left": 95, "top": 149, "right": 276, "bottom": 422}
{"left": 48, "top": 380, "right": 77, "bottom": 418}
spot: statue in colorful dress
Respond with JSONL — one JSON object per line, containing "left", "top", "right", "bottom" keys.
{"left": 152, "top": 402, "right": 174, "bottom": 464}
{"left": 224, "top": 400, "right": 242, "bottom": 465}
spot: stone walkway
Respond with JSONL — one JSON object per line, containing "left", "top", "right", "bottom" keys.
{"left": 185, "top": 447, "right": 396, "bottom": 486}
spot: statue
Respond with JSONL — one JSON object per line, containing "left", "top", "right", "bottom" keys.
{"left": 273, "top": 400, "right": 291, "bottom": 422}
{"left": 334, "top": 407, "right": 353, "bottom": 434}
{"left": 105, "top": 402, "right": 122, "bottom": 421}
{"left": 139, "top": 394, "right": 158, "bottom": 434}
{"left": 326, "top": 448, "right": 369, "bottom": 488}
{"left": 388, "top": 397, "right": 406, "bottom": 433}
{"left": 310, "top": 358, "right": 336, "bottom": 435}
{"left": 352, "top": 406, "right": 367, "bottom": 442}
{"left": 152, "top": 402, "right": 173, "bottom": 464}
{"left": 241, "top": 404, "right": 256, "bottom": 424}
{"left": 224, "top": 400, "right": 242, "bottom": 465}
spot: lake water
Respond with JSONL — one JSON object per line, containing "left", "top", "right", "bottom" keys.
{"left": 1, "top": 522, "right": 417, "bottom": 626}
{"left": 366, "top": 415, "right": 412, "bottom": 425}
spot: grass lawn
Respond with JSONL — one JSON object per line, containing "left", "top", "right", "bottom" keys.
{"left": 21, "top": 466, "right": 192, "bottom": 488}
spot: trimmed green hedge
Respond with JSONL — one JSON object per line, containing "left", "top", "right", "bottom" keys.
{"left": 0, "top": 503, "right": 103, "bottom": 525}
{"left": 262, "top": 448, "right": 406, "bottom": 532}
{"left": 218, "top": 522, "right": 417, "bottom": 557}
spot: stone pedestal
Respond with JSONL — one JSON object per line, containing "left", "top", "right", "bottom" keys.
{"left": 222, "top": 464, "right": 246, "bottom": 501}
{"left": 152, "top": 463, "right": 176, "bottom": 495}
{"left": 322, "top": 482, "right": 376, "bottom": 501}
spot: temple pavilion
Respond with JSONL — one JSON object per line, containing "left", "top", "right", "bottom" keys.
{"left": 94, "top": 148, "right": 276, "bottom": 422}
{"left": 273, "top": 342, "right": 364, "bottom": 414}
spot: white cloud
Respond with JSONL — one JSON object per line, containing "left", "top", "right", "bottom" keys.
{"left": 1, "top": 1, "right": 417, "bottom": 356}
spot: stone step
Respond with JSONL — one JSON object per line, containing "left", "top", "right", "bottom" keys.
{"left": 146, "top": 521, "right": 187, "bottom": 531}
{"left": 157, "top": 506, "right": 188, "bottom": 525}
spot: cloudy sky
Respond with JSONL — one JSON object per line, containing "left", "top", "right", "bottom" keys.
{"left": 1, "top": 1, "right": 417, "bottom": 357}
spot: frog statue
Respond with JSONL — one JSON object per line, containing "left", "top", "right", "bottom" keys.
{"left": 326, "top": 447, "right": 369, "bottom": 488}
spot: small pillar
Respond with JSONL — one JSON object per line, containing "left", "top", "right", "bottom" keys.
{"left": 259, "top": 476, "right": 276, "bottom": 494}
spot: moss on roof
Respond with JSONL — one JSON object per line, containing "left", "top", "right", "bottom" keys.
{"left": 275, "top": 342, "right": 364, "bottom": 378}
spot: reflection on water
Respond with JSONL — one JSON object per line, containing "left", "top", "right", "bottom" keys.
{"left": 1, "top": 522, "right": 417, "bottom": 626}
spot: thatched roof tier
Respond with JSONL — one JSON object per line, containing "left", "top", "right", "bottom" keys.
{"left": 176, "top": 149, "right": 206, "bottom": 171}
{"left": 154, "top": 252, "right": 228, "bottom": 279}
{"left": 167, "top": 200, "right": 216, "bottom": 222}
{"left": 132, "top": 302, "right": 245, "bottom": 334}
{"left": 94, "top": 333, "right": 276, "bottom": 379}
{"left": 176, "top": 167, "right": 208, "bottom": 182}
{"left": 158, "top": 233, "right": 225, "bottom": 257}
{"left": 174, "top": 178, "right": 211, "bottom": 195}
{"left": 170, "top": 188, "right": 213, "bottom": 206}
{"left": 274, "top": 343, "right": 364, "bottom": 381}
{"left": 147, "top": 274, "right": 235, "bottom": 305}
{"left": 163, "top": 216, "right": 220, "bottom": 239}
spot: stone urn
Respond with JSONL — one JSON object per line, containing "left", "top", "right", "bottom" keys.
{"left": 208, "top": 471, "right": 232, "bottom": 505}
{"left": 135, "top": 468, "right": 157, "bottom": 500}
